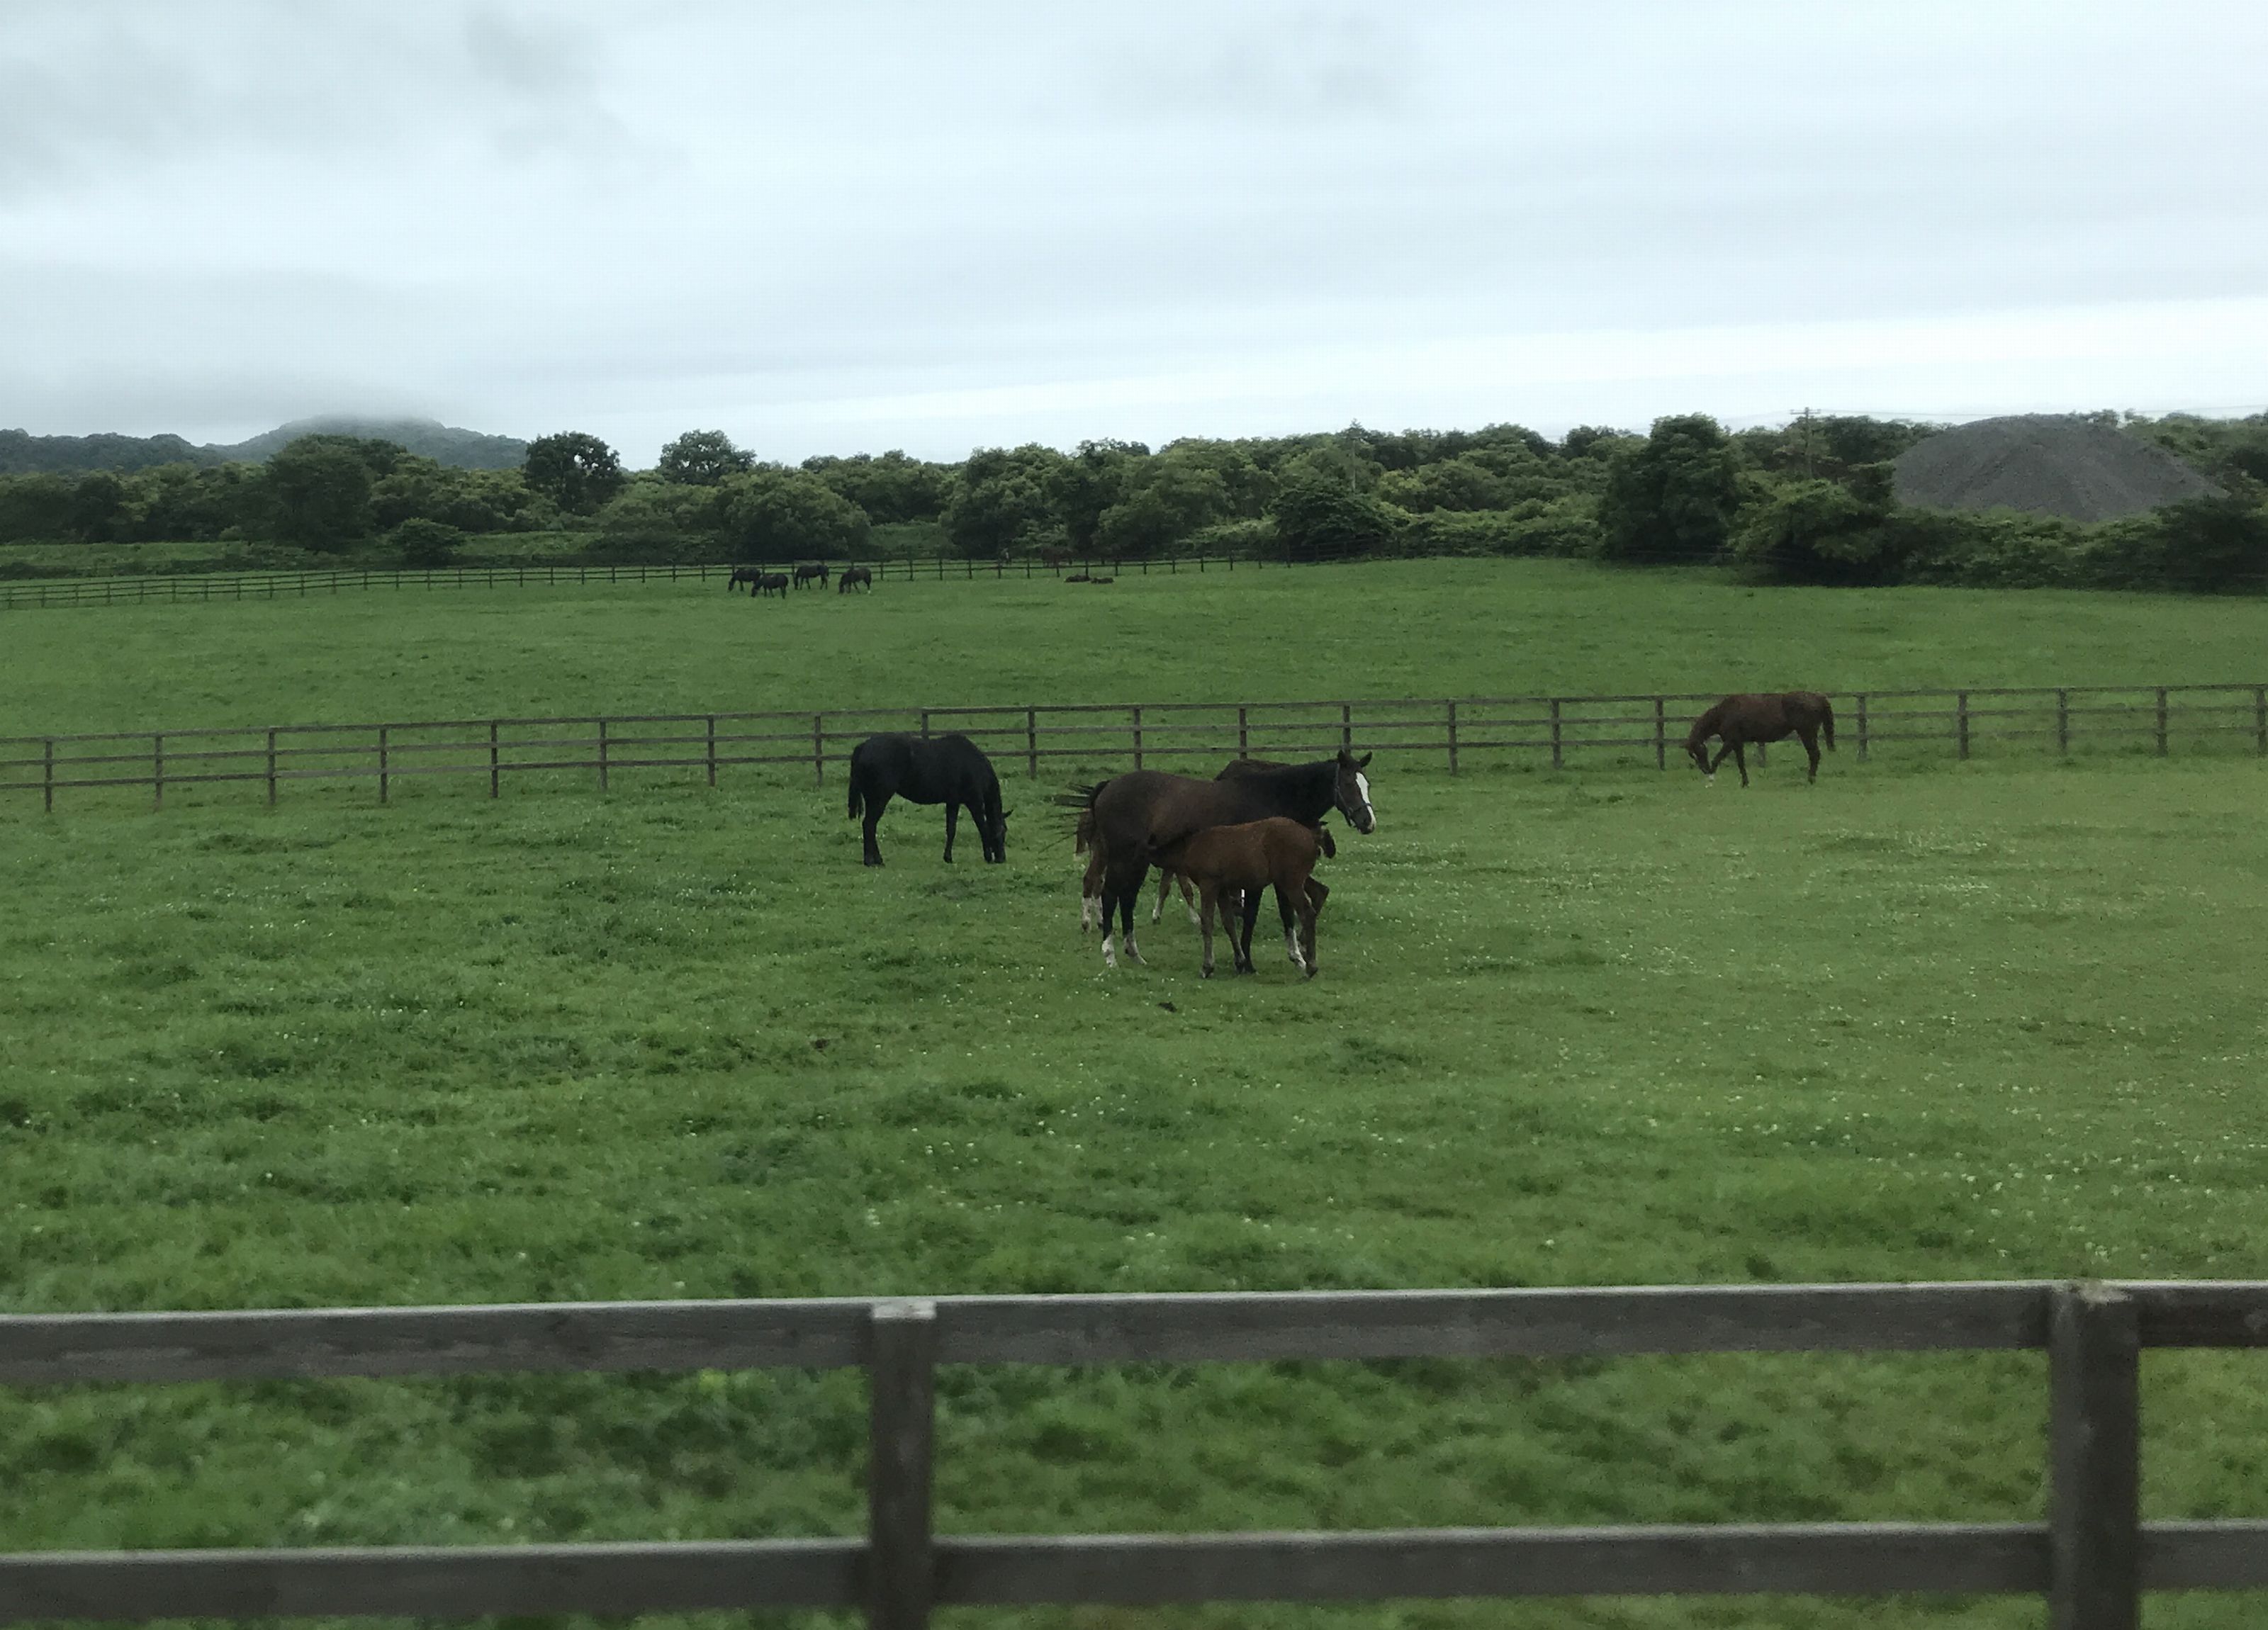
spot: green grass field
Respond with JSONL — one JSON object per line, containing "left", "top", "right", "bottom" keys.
{"left": 4, "top": 558, "right": 2267, "bottom": 738}
{"left": 4, "top": 561, "right": 2268, "bottom": 1628}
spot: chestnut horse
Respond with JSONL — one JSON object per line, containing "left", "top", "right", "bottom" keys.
{"left": 1686, "top": 692, "right": 1836, "bottom": 787}
{"left": 1153, "top": 817, "right": 1327, "bottom": 978}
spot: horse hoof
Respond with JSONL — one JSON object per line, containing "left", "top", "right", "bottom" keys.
{"left": 863, "top": 857, "right": 884, "bottom": 867}
{"left": 1201, "top": 965, "right": 1213, "bottom": 978}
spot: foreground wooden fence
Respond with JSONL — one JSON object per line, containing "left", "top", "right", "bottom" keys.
{"left": 0, "top": 550, "right": 1274, "bottom": 611}
{"left": 1, "top": 1280, "right": 2264, "bottom": 1625}
{"left": 4, "top": 683, "right": 2264, "bottom": 813}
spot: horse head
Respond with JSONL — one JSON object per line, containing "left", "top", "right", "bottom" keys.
{"left": 1332, "top": 749, "right": 1375, "bottom": 833}
{"left": 985, "top": 804, "right": 1011, "bottom": 862}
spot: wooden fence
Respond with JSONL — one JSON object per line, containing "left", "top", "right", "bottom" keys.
{"left": 0, "top": 550, "right": 1274, "bottom": 612}
{"left": 1, "top": 1279, "right": 2264, "bottom": 1625}
{"left": 4, "top": 684, "right": 2265, "bottom": 814}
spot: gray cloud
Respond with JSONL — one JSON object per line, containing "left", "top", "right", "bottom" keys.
{"left": 3, "top": 1, "right": 2264, "bottom": 456}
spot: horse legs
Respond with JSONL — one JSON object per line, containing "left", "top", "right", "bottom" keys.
{"left": 1732, "top": 742, "right": 1750, "bottom": 787}
{"left": 1198, "top": 883, "right": 1222, "bottom": 977}
{"left": 1275, "top": 879, "right": 1309, "bottom": 974}
{"left": 861, "top": 792, "right": 892, "bottom": 866}
{"left": 943, "top": 801, "right": 960, "bottom": 862}
{"left": 1100, "top": 863, "right": 1146, "bottom": 967}
{"left": 1798, "top": 726, "right": 1821, "bottom": 782}
{"left": 1235, "top": 886, "right": 1262, "bottom": 973}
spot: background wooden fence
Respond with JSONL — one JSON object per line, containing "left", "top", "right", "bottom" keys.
{"left": 1, "top": 1279, "right": 2262, "bottom": 1625}
{"left": 4, "top": 684, "right": 2264, "bottom": 813}
{"left": 0, "top": 550, "right": 1276, "bottom": 612}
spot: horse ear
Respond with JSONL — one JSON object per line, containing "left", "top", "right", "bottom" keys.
{"left": 1357, "top": 752, "right": 1372, "bottom": 768}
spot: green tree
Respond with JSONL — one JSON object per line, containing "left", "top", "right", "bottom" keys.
{"left": 65, "top": 472, "right": 126, "bottom": 541}
{"left": 0, "top": 474, "right": 75, "bottom": 543}
{"left": 1269, "top": 471, "right": 1398, "bottom": 561}
{"left": 722, "top": 471, "right": 870, "bottom": 558}
{"left": 524, "top": 432, "right": 625, "bottom": 515}
{"left": 388, "top": 517, "right": 466, "bottom": 568}
{"left": 2154, "top": 495, "right": 2268, "bottom": 592}
{"left": 943, "top": 445, "right": 1068, "bottom": 556}
{"left": 1095, "top": 454, "right": 1233, "bottom": 556}
{"left": 1045, "top": 440, "right": 1145, "bottom": 551}
{"left": 1378, "top": 456, "right": 1510, "bottom": 514}
{"left": 658, "top": 429, "right": 755, "bottom": 486}
{"left": 1730, "top": 471, "right": 1902, "bottom": 583}
{"left": 802, "top": 451, "right": 951, "bottom": 523}
{"left": 266, "top": 437, "right": 378, "bottom": 549}
{"left": 1597, "top": 414, "right": 1743, "bottom": 562}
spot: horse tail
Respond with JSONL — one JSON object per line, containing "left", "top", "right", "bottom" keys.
{"left": 1821, "top": 699, "right": 1837, "bottom": 751}
{"left": 1073, "top": 808, "right": 1096, "bottom": 855}
{"left": 847, "top": 778, "right": 864, "bottom": 821}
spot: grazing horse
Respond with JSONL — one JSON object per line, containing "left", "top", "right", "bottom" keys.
{"left": 1065, "top": 749, "right": 1374, "bottom": 969}
{"left": 751, "top": 571, "right": 790, "bottom": 598}
{"left": 1686, "top": 692, "right": 1836, "bottom": 787}
{"left": 846, "top": 734, "right": 1008, "bottom": 866}
{"left": 837, "top": 566, "right": 873, "bottom": 593}
{"left": 793, "top": 562, "right": 831, "bottom": 590}
{"left": 726, "top": 566, "right": 762, "bottom": 594}
{"left": 1155, "top": 818, "right": 1326, "bottom": 978}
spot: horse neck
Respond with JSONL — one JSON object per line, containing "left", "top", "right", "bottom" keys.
{"left": 1241, "top": 760, "right": 1335, "bottom": 819}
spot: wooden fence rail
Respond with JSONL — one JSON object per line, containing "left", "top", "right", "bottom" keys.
{"left": 0, "top": 550, "right": 1278, "bottom": 612}
{"left": 4, "top": 683, "right": 2266, "bottom": 814}
{"left": 1, "top": 1280, "right": 2264, "bottom": 1625}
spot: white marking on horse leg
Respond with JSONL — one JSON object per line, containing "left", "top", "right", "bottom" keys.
{"left": 1286, "top": 925, "right": 1304, "bottom": 968}
{"left": 1081, "top": 894, "right": 1099, "bottom": 933}
{"left": 1102, "top": 931, "right": 1116, "bottom": 968}
{"left": 1124, "top": 929, "right": 1143, "bottom": 964}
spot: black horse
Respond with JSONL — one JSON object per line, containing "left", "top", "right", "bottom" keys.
{"left": 838, "top": 566, "right": 873, "bottom": 593}
{"left": 794, "top": 562, "right": 831, "bottom": 590}
{"left": 847, "top": 734, "right": 1009, "bottom": 867}
{"left": 751, "top": 571, "right": 790, "bottom": 598}
{"left": 727, "top": 566, "right": 761, "bottom": 593}
{"left": 1065, "top": 749, "right": 1374, "bottom": 967}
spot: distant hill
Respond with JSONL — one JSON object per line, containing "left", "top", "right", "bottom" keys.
{"left": 0, "top": 417, "right": 528, "bottom": 475}
{"left": 1893, "top": 414, "right": 2220, "bottom": 522}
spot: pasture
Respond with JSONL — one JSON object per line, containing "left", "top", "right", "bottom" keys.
{"left": 4, "top": 560, "right": 2268, "bottom": 1628}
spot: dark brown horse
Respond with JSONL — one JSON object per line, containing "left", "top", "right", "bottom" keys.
{"left": 727, "top": 566, "right": 761, "bottom": 593}
{"left": 1066, "top": 750, "right": 1374, "bottom": 968}
{"left": 793, "top": 562, "right": 831, "bottom": 590}
{"left": 1154, "top": 817, "right": 1326, "bottom": 979}
{"left": 1686, "top": 692, "right": 1836, "bottom": 786}
{"left": 837, "top": 566, "right": 873, "bottom": 593}
{"left": 751, "top": 571, "right": 790, "bottom": 598}
{"left": 1140, "top": 760, "right": 1332, "bottom": 928}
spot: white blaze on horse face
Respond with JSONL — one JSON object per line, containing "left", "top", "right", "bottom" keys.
{"left": 1352, "top": 770, "right": 1375, "bottom": 831}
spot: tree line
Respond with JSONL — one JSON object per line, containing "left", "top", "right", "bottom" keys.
{"left": 1, "top": 412, "right": 2262, "bottom": 592}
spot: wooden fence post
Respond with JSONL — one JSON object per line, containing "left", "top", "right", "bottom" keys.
{"left": 813, "top": 715, "right": 825, "bottom": 785}
{"left": 2256, "top": 685, "right": 2267, "bottom": 756}
{"left": 1446, "top": 700, "right": 1459, "bottom": 775}
{"left": 2048, "top": 1282, "right": 2140, "bottom": 1630}
{"left": 1026, "top": 708, "right": 1038, "bottom": 779}
{"left": 1340, "top": 702, "right": 1352, "bottom": 753}
{"left": 378, "top": 726, "right": 391, "bottom": 804}
{"left": 1956, "top": 692, "right": 1970, "bottom": 760}
{"left": 1237, "top": 705, "right": 1250, "bottom": 758}
{"left": 265, "top": 729, "right": 278, "bottom": 806}
{"left": 1653, "top": 697, "right": 1666, "bottom": 770}
{"left": 153, "top": 734, "right": 164, "bottom": 809}
{"left": 1856, "top": 694, "right": 1870, "bottom": 761}
{"left": 43, "top": 738, "right": 54, "bottom": 814}
{"left": 868, "top": 1299, "right": 937, "bottom": 1630}
{"left": 919, "top": 709, "right": 931, "bottom": 741}
{"left": 1549, "top": 699, "right": 1564, "bottom": 770}
{"left": 2155, "top": 687, "right": 2169, "bottom": 756}
{"left": 2057, "top": 690, "right": 2070, "bottom": 757}
{"left": 597, "top": 719, "right": 610, "bottom": 792}
{"left": 490, "top": 722, "right": 501, "bottom": 798}
{"left": 1131, "top": 706, "right": 1144, "bottom": 771}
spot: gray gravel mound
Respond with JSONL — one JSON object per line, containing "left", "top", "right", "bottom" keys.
{"left": 1892, "top": 413, "right": 2218, "bottom": 522}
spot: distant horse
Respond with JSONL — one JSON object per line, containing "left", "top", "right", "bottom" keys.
{"left": 837, "top": 566, "right": 873, "bottom": 593}
{"left": 1155, "top": 817, "right": 1326, "bottom": 978}
{"left": 1686, "top": 692, "right": 1836, "bottom": 787}
{"left": 794, "top": 562, "right": 831, "bottom": 590}
{"left": 1063, "top": 573, "right": 1091, "bottom": 584}
{"left": 847, "top": 734, "right": 1008, "bottom": 867}
{"left": 751, "top": 572, "right": 790, "bottom": 598}
{"left": 1065, "top": 749, "right": 1374, "bottom": 968}
{"left": 727, "top": 567, "right": 762, "bottom": 594}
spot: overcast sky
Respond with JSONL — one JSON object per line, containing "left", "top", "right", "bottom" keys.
{"left": 5, "top": 1, "right": 2266, "bottom": 463}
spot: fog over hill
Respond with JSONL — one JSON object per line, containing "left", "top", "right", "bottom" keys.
{"left": 0, "top": 417, "right": 527, "bottom": 475}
